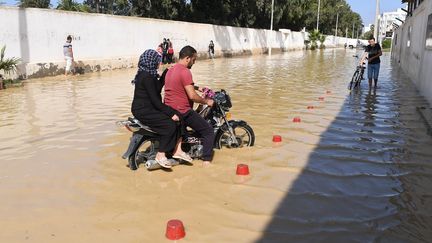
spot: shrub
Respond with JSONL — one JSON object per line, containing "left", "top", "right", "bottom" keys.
{"left": 382, "top": 39, "right": 392, "bottom": 49}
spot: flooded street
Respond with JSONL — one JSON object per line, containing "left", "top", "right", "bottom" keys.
{"left": 1, "top": 49, "right": 432, "bottom": 242}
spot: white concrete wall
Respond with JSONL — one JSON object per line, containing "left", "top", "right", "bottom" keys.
{"left": 392, "top": 0, "right": 432, "bottom": 106}
{"left": 0, "top": 6, "right": 355, "bottom": 79}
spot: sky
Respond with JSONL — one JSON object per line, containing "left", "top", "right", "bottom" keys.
{"left": 347, "top": 0, "right": 406, "bottom": 26}
{"left": 2, "top": 0, "right": 406, "bottom": 26}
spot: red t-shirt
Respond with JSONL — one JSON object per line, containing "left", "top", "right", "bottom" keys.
{"left": 164, "top": 64, "right": 194, "bottom": 114}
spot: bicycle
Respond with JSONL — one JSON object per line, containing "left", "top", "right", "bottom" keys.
{"left": 348, "top": 61, "right": 366, "bottom": 90}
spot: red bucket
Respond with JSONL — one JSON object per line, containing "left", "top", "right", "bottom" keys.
{"left": 165, "top": 219, "right": 186, "bottom": 240}
{"left": 272, "top": 135, "right": 282, "bottom": 142}
{"left": 236, "top": 164, "right": 250, "bottom": 175}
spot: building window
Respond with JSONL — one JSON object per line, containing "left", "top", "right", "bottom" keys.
{"left": 426, "top": 14, "right": 432, "bottom": 50}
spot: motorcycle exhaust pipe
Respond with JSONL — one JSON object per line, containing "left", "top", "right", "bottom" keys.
{"left": 145, "top": 159, "right": 181, "bottom": 170}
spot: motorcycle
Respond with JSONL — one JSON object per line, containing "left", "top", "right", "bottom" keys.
{"left": 117, "top": 89, "right": 255, "bottom": 170}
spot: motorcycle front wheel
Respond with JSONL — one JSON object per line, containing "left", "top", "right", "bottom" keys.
{"left": 215, "top": 123, "right": 255, "bottom": 149}
{"left": 128, "top": 139, "right": 158, "bottom": 170}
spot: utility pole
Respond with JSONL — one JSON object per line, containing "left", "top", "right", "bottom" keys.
{"left": 335, "top": 12, "right": 339, "bottom": 37}
{"left": 269, "top": 0, "right": 275, "bottom": 55}
{"left": 96, "top": 0, "right": 100, "bottom": 13}
{"left": 352, "top": 23, "right": 355, "bottom": 38}
{"left": 316, "top": 0, "right": 321, "bottom": 31}
{"left": 374, "top": 0, "right": 380, "bottom": 40}
{"left": 335, "top": 4, "right": 343, "bottom": 37}
{"left": 345, "top": 27, "right": 348, "bottom": 46}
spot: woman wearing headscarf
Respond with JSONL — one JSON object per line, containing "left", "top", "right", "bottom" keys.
{"left": 131, "top": 49, "right": 191, "bottom": 168}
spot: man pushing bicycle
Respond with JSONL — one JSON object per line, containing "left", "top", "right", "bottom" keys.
{"left": 359, "top": 37, "right": 382, "bottom": 89}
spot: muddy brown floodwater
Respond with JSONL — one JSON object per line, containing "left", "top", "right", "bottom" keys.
{"left": 1, "top": 49, "right": 432, "bottom": 242}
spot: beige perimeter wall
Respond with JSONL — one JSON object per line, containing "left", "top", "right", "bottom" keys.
{"left": 1, "top": 6, "right": 354, "bottom": 79}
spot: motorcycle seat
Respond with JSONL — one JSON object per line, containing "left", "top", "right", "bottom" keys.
{"left": 128, "top": 117, "right": 157, "bottom": 133}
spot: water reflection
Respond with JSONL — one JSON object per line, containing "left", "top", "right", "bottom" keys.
{"left": 258, "top": 55, "right": 432, "bottom": 242}
{"left": 364, "top": 88, "right": 378, "bottom": 127}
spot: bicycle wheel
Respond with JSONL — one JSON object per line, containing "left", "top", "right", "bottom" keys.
{"left": 354, "top": 69, "right": 363, "bottom": 88}
{"left": 348, "top": 70, "right": 360, "bottom": 90}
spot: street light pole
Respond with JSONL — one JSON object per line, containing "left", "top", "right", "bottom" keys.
{"left": 269, "top": 0, "right": 275, "bottom": 55}
{"left": 334, "top": 4, "right": 343, "bottom": 37}
{"left": 352, "top": 22, "right": 355, "bottom": 38}
{"left": 316, "top": 0, "right": 321, "bottom": 31}
{"left": 374, "top": 0, "right": 380, "bottom": 41}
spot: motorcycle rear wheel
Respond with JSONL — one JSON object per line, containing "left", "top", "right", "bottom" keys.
{"left": 215, "top": 123, "right": 255, "bottom": 149}
{"left": 128, "top": 139, "right": 158, "bottom": 170}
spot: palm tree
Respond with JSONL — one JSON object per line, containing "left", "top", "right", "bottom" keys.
{"left": 319, "top": 34, "right": 326, "bottom": 49}
{"left": 0, "top": 46, "right": 20, "bottom": 75}
{"left": 57, "top": 0, "right": 78, "bottom": 11}
{"left": 0, "top": 46, "right": 21, "bottom": 90}
{"left": 309, "top": 30, "right": 321, "bottom": 50}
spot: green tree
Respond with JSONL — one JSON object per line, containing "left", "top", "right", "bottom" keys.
{"left": 112, "top": 0, "right": 131, "bottom": 15}
{"left": 126, "top": 0, "right": 189, "bottom": 20}
{"left": 17, "top": 0, "right": 50, "bottom": 8}
{"left": 57, "top": 0, "right": 88, "bottom": 12}
{"left": 278, "top": 0, "right": 309, "bottom": 31}
{"left": 45, "top": 0, "right": 365, "bottom": 38}
{"left": 81, "top": 0, "right": 132, "bottom": 15}
{"left": 269, "top": 0, "right": 363, "bottom": 36}
{"left": 83, "top": 0, "right": 108, "bottom": 13}
{"left": 226, "top": 0, "right": 258, "bottom": 27}
{"left": 362, "top": 25, "right": 374, "bottom": 40}
{"left": 189, "top": 0, "right": 226, "bottom": 25}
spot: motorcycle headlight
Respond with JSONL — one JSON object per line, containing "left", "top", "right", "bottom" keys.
{"left": 225, "top": 112, "right": 232, "bottom": 120}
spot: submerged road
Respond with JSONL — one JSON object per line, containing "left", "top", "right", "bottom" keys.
{"left": 0, "top": 49, "right": 431, "bottom": 242}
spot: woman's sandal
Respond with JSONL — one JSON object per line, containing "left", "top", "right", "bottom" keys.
{"left": 172, "top": 152, "right": 193, "bottom": 163}
{"left": 155, "top": 157, "right": 172, "bottom": 168}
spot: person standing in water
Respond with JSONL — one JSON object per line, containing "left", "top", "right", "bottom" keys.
{"left": 208, "top": 40, "right": 215, "bottom": 58}
{"left": 63, "top": 35, "right": 74, "bottom": 75}
{"left": 360, "top": 37, "right": 382, "bottom": 89}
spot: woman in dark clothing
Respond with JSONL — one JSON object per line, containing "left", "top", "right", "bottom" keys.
{"left": 131, "top": 49, "right": 190, "bottom": 168}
